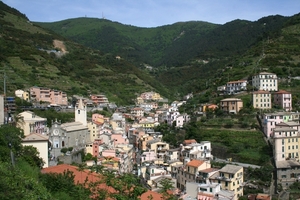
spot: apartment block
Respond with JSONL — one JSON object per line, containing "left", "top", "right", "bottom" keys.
{"left": 30, "top": 86, "right": 67, "bottom": 105}
{"left": 209, "top": 164, "right": 244, "bottom": 200}
{"left": 273, "top": 90, "right": 292, "bottom": 111}
{"left": 220, "top": 98, "right": 243, "bottom": 114}
{"left": 252, "top": 90, "right": 271, "bottom": 110}
{"left": 226, "top": 80, "right": 247, "bottom": 94}
{"left": 252, "top": 72, "right": 278, "bottom": 91}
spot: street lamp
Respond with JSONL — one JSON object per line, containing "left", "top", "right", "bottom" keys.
{"left": 8, "top": 142, "right": 15, "bottom": 168}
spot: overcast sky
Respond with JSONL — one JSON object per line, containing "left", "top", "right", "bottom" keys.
{"left": 2, "top": 0, "right": 300, "bottom": 27}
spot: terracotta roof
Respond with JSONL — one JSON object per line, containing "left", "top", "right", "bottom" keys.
{"left": 252, "top": 90, "right": 271, "bottom": 94}
{"left": 183, "top": 139, "right": 197, "bottom": 145}
{"left": 139, "top": 190, "right": 164, "bottom": 200}
{"left": 256, "top": 193, "right": 271, "bottom": 200}
{"left": 275, "top": 90, "right": 291, "bottom": 94}
{"left": 199, "top": 168, "right": 219, "bottom": 173}
{"left": 198, "top": 192, "right": 214, "bottom": 197}
{"left": 186, "top": 159, "right": 204, "bottom": 167}
{"left": 41, "top": 164, "right": 116, "bottom": 192}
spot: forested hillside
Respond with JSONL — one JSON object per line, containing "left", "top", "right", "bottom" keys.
{"left": 0, "top": 2, "right": 170, "bottom": 105}
{"left": 1, "top": 1, "right": 300, "bottom": 103}
{"left": 37, "top": 13, "right": 300, "bottom": 95}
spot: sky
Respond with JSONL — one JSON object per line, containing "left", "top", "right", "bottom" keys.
{"left": 2, "top": 0, "right": 300, "bottom": 27}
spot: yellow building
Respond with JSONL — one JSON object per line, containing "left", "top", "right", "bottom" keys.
{"left": 87, "top": 122, "right": 98, "bottom": 142}
{"left": 139, "top": 134, "right": 154, "bottom": 151}
{"left": 210, "top": 164, "right": 244, "bottom": 200}
{"left": 17, "top": 111, "right": 47, "bottom": 136}
{"left": 252, "top": 90, "right": 272, "bottom": 109}
{"left": 152, "top": 92, "right": 162, "bottom": 101}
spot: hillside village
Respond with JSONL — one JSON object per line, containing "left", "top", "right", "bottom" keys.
{"left": 1, "top": 70, "right": 300, "bottom": 200}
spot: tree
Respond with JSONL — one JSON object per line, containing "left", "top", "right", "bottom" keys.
{"left": 19, "top": 145, "right": 45, "bottom": 169}
{"left": 158, "top": 178, "right": 174, "bottom": 193}
{"left": 39, "top": 169, "right": 90, "bottom": 199}
{"left": 0, "top": 125, "right": 24, "bottom": 163}
{"left": 0, "top": 161, "right": 52, "bottom": 200}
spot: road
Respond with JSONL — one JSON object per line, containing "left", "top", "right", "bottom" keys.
{"left": 214, "top": 157, "right": 261, "bottom": 169}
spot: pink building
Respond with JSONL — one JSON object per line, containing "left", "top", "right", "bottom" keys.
{"left": 90, "top": 94, "right": 109, "bottom": 105}
{"left": 30, "top": 86, "right": 67, "bottom": 105}
{"left": 262, "top": 112, "right": 291, "bottom": 138}
{"left": 92, "top": 139, "right": 102, "bottom": 157}
{"left": 141, "top": 151, "right": 157, "bottom": 163}
{"left": 111, "top": 134, "right": 129, "bottom": 146}
{"left": 101, "top": 149, "right": 116, "bottom": 157}
{"left": 92, "top": 113, "right": 109, "bottom": 124}
{"left": 274, "top": 90, "right": 292, "bottom": 111}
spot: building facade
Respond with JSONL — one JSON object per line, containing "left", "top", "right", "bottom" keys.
{"left": 220, "top": 98, "right": 243, "bottom": 114}
{"left": 273, "top": 90, "right": 292, "bottom": 111}
{"left": 252, "top": 90, "right": 272, "bottom": 110}
{"left": 30, "top": 86, "right": 67, "bottom": 105}
{"left": 226, "top": 80, "right": 247, "bottom": 94}
{"left": 252, "top": 72, "right": 278, "bottom": 91}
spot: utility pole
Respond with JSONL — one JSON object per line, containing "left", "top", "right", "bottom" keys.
{"left": 3, "top": 71, "right": 6, "bottom": 96}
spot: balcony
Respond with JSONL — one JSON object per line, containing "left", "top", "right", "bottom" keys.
{"left": 216, "top": 176, "right": 231, "bottom": 181}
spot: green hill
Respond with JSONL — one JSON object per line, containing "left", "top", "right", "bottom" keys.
{"left": 36, "top": 13, "right": 300, "bottom": 94}
{"left": 2, "top": 1, "right": 300, "bottom": 104}
{"left": 0, "top": 2, "right": 170, "bottom": 105}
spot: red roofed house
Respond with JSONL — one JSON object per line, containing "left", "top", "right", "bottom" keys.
{"left": 183, "top": 139, "right": 197, "bottom": 145}
{"left": 139, "top": 190, "right": 164, "bottom": 200}
{"left": 41, "top": 164, "right": 116, "bottom": 199}
{"left": 273, "top": 90, "right": 292, "bottom": 111}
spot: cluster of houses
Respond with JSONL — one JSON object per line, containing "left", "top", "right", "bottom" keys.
{"left": 215, "top": 71, "right": 300, "bottom": 191}
{"left": 15, "top": 86, "right": 110, "bottom": 108}
{"left": 11, "top": 89, "right": 252, "bottom": 200}
{"left": 215, "top": 72, "right": 292, "bottom": 114}
{"left": 4, "top": 70, "right": 298, "bottom": 199}
{"left": 261, "top": 111, "right": 300, "bottom": 189}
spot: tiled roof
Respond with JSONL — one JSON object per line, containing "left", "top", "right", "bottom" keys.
{"left": 186, "top": 159, "right": 204, "bottom": 167}
{"left": 252, "top": 90, "right": 271, "bottom": 94}
{"left": 275, "top": 90, "right": 291, "bottom": 94}
{"left": 220, "top": 164, "right": 242, "bottom": 174}
{"left": 139, "top": 190, "right": 164, "bottom": 200}
{"left": 23, "top": 133, "right": 49, "bottom": 141}
{"left": 183, "top": 139, "right": 197, "bottom": 145}
{"left": 41, "top": 164, "right": 117, "bottom": 198}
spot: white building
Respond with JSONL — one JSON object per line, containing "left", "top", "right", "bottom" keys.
{"left": 226, "top": 80, "right": 247, "bottom": 94}
{"left": 252, "top": 72, "right": 278, "bottom": 91}
{"left": 22, "top": 133, "right": 50, "bottom": 168}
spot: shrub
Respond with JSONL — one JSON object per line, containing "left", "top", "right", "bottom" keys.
{"left": 224, "top": 121, "right": 233, "bottom": 128}
{"left": 60, "top": 147, "right": 68, "bottom": 154}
